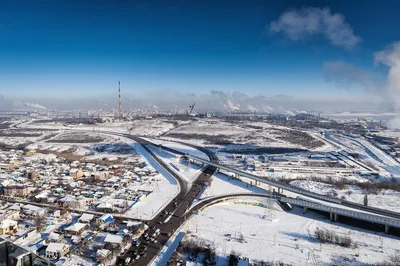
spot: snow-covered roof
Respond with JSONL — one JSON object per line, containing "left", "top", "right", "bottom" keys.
{"left": 96, "top": 249, "right": 111, "bottom": 258}
{"left": 22, "top": 204, "right": 41, "bottom": 211}
{"left": 99, "top": 214, "right": 113, "bottom": 222}
{"left": 48, "top": 232, "right": 61, "bottom": 240}
{"left": 8, "top": 203, "right": 22, "bottom": 210}
{"left": 0, "top": 219, "right": 17, "bottom": 228}
{"left": 97, "top": 202, "right": 112, "bottom": 209}
{"left": 185, "top": 263, "right": 202, "bottom": 266}
{"left": 126, "top": 221, "right": 141, "bottom": 227}
{"left": 104, "top": 234, "right": 123, "bottom": 244}
{"left": 22, "top": 204, "right": 46, "bottom": 213}
{"left": 78, "top": 213, "right": 95, "bottom": 223}
{"left": 46, "top": 243, "right": 68, "bottom": 253}
{"left": 58, "top": 195, "right": 75, "bottom": 202}
{"left": 64, "top": 223, "right": 87, "bottom": 232}
{"left": 108, "top": 176, "right": 120, "bottom": 183}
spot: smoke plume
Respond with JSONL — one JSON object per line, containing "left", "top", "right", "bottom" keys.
{"left": 374, "top": 41, "right": 400, "bottom": 128}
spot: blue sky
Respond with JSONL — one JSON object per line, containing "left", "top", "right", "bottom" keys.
{"left": 0, "top": 0, "right": 399, "bottom": 111}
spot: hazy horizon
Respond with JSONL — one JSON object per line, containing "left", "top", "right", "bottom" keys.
{"left": 1, "top": 0, "right": 400, "bottom": 115}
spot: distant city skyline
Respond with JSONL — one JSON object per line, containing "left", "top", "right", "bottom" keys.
{"left": 1, "top": 0, "right": 400, "bottom": 113}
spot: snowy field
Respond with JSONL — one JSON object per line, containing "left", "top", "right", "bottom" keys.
{"left": 180, "top": 199, "right": 400, "bottom": 266}
{"left": 200, "top": 172, "right": 269, "bottom": 199}
{"left": 165, "top": 119, "right": 333, "bottom": 152}
{"left": 290, "top": 180, "right": 400, "bottom": 213}
{"left": 17, "top": 118, "right": 181, "bottom": 136}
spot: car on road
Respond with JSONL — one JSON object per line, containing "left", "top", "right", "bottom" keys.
{"left": 157, "top": 221, "right": 163, "bottom": 224}
{"left": 124, "top": 257, "right": 131, "bottom": 265}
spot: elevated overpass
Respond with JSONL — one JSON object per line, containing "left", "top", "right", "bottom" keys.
{"left": 141, "top": 140, "right": 400, "bottom": 234}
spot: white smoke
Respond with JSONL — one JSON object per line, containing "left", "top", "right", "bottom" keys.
{"left": 374, "top": 42, "right": 400, "bottom": 109}
{"left": 247, "top": 104, "right": 257, "bottom": 112}
{"left": 374, "top": 41, "right": 400, "bottom": 128}
{"left": 224, "top": 100, "right": 240, "bottom": 111}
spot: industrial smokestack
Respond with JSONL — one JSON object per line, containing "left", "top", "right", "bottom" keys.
{"left": 118, "top": 81, "right": 122, "bottom": 120}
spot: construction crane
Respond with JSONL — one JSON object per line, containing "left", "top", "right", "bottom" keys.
{"left": 189, "top": 101, "right": 195, "bottom": 115}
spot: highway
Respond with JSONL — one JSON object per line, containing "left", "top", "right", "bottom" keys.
{"left": 177, "top": 151, "right": 400, "bottom": 221}
{"left": 116, "top": 136, "right": 217, "bottom": 266}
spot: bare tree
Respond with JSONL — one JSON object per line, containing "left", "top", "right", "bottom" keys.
{"left": 33, "top": 216, "right": 46, "bottom": 232}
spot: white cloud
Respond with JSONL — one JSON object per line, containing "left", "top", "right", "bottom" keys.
{"left": 269, "top": 7, "right": 361, "bottom": 50}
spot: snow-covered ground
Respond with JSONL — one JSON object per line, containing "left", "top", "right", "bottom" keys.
{"left": 18, "top": 118, "right": 180, "bottom": 137}
{"left": 200, "top": 172, "right": 268, "bottom": 199}
{"left": 324, "top": 133, "right": 400, "bottom": 176}
{"left": 142, "top": 138, "right": 209, "bottom": 160}
{"left": 165, "top": 119, "right": 333, "bottom": 152}
{"left": 290, "top": 180, "right": 400, "bottom": 213}
{"left": 147, "top": 144, "right": 203, "bottom": 184}
{"left": 179, "top": 199, "right": 400, "bottom": 266}
{"left": 123, "top": 142, "right": 179, "bottom": 220}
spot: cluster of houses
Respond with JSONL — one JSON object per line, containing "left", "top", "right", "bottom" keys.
{"left": 0, "top": 149, "right": 159, "bottom": 213}
{"left": 0, "top": 148, "right": 160, "bottom": 264}
{"left": 0, "top": 197, "right": 145, "bottom": 264}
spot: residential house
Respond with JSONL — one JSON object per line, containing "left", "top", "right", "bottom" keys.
{"left": 96, "top": 249, "right": 111, "bottom": 261}
{"left": 104, "top": 234, "right": 123, "bottom": 249}
{"left": 78, "top": 213, "right": 95, "bottom": 224}
{"left": 69, "top": 169, "right": 83, "bottom": 179}
{"left": 2, "top": 185, "right": 36, "bottom": 197}
{"left": 45, "top": 243, "right": 69, "bottom": 260}
{"left": 63, "top": 223, "right": 87, "bottom": 235}
{"left": 0, "top": 219, "right": 18, "bottom": 235}
{"left": 21, "top": 205, "right": 47, "bottom": 217}
{"left": 97, "top": 214, "right": 113, "bottom": 225}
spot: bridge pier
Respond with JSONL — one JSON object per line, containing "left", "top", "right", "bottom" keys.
{"left": 385, "top": 225, "right": 390, "bottom": 234}
{"left": 303, "top": 207, "right": 307, "bottom": 214}
{"left": 329, "top": 212, "right": 339, "bottom": 222}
